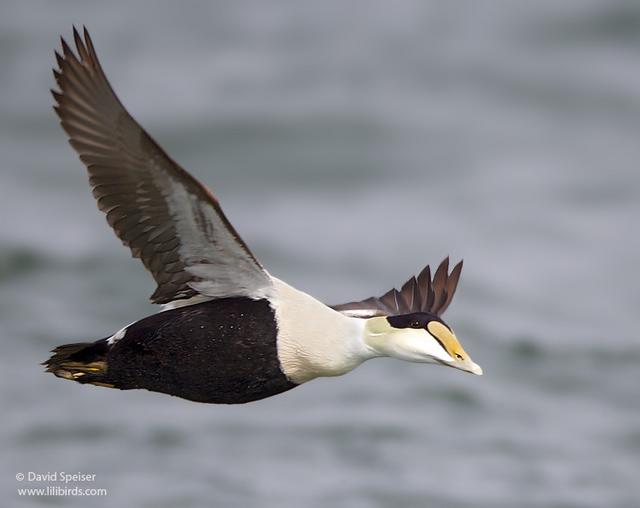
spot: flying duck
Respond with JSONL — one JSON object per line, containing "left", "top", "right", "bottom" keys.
{"left": 44, "top": 28, "right": 482, "bottom": 405}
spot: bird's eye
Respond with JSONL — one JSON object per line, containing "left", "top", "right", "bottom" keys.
{"left": 411, "top": 321, "right": 421, "bottom": 328}
{"left": 455, "top": 353, "right": 464, "bottom": 360}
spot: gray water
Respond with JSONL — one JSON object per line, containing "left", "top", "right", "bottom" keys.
{"left": 1, "top": 1, "right": 639, "bottom": 507}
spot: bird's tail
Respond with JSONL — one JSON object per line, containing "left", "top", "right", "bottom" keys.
{"left": 43, "top": 340, "right": 113, "bottom": 387}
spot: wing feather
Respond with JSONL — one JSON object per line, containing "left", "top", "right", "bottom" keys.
{"left": 52, "top": 27, "right": 272, "bottom": 304}
{"left": 332, "top": 258, "right": 463, "bottom": 318}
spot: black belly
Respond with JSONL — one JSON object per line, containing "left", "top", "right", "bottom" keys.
{"left": 104, "top": 298, "right": 297, "bottom": 404}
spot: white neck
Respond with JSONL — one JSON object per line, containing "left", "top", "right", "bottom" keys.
{"left": 269, "top": 277, "right": 377, "bottom": 384}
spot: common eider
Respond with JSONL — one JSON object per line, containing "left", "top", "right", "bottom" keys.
{"left": 44, "top": 28, "right": 482, "bottom": 405}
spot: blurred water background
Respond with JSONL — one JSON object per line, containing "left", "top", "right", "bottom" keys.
{"left": 1, "top": 1, "right": 639, "bottom": 507}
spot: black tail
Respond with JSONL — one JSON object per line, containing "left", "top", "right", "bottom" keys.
{"left": 43, "top": 340, "right": 113, "bottom": 387}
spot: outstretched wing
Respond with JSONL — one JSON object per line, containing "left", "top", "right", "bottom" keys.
{"left": 52, "top": 27, "right": 272, "bottom": 304}
{"left": 332, "top": 257, "right": 463, "bottom": 318}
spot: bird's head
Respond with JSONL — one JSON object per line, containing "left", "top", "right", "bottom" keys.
{"left": 333, "top": 258, "right": 482, "bottom": 376}
{"left": 363, "top": 312, "right": 482, "bottom": 375}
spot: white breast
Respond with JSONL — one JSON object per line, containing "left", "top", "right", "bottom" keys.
{"left": 269, "top": 277, "right": 373, "bottom": 384}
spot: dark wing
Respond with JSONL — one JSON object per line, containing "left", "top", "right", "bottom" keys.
{"left": 52, "top": 27, "right": 272, "bottom": 304}
{"left": 332, "top": 257, "right": 463, "bottom": 318}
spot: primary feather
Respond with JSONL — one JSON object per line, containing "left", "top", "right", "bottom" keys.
{"left": 332, "top": 257, "right": 463, "bottom": 318}
{"left": 52, "top": 27, "right": 272, "bottom": 304}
